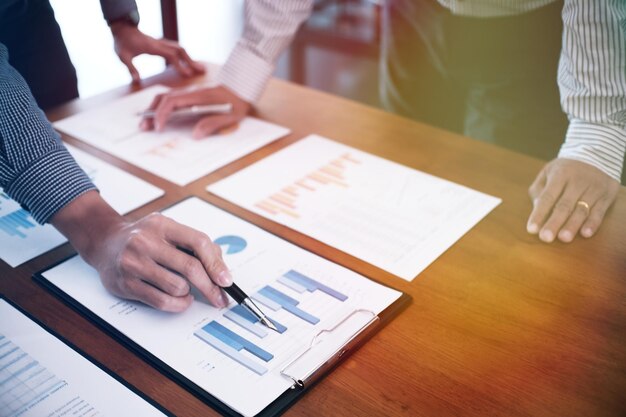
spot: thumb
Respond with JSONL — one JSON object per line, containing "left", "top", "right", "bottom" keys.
{"left": 192, "top": 115, "right": 238, "bottom": 139}
{"left": 120, "top": 53, "right": 140, "bottom": 83}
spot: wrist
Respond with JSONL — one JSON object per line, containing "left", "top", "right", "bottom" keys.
{"left": 107, "top": 9, "right": 140, "bottom": 30}
{"left": 50, "top": 191, "right": 128, "bottom": 266}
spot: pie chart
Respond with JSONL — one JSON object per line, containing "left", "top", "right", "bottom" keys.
{"left": 214, "top": 235, "right": 247, "bottom": 254}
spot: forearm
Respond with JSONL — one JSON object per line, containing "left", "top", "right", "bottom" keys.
{"left": 558, "top": 0, "right": 626, "bottom": 179}
{"left": 49, "top": 190, "right": 126, "bottom": 267}
{"left": 0, "top": 42, "right": 96, "bottom": 223}
{"left": 217, "top": 0, "right": 314, "bottom": 103}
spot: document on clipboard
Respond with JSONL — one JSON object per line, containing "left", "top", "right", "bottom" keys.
{"left": 0, "top": 297, "right": 170, "bottom": 417}
{"left": 35, "top": 197, "right": 409, "bottom": 417}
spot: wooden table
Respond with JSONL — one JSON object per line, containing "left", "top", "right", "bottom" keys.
{"left": 1, "top": 69, "right": 625, "bottom": 417}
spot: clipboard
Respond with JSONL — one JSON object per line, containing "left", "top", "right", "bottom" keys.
{"left": 34, "top": 261, "right": 410, "bottom": 417}
{"left": 33, "top": 196, "right": 412, "bottom": 416}
{"left": 0, "top": 294, "right": 174, "bottom": 417}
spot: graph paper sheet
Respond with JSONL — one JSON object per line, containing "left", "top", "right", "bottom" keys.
{"left": 208, "top": 135, "right": 502, "bottom": 281}
{"left": 0, "top": 299, "right": 167, "bottom": 417}
{"left": 37, "top": 197, "right": 402, "bottom": 417}
{"left": 0, "top": 144, "right": 163, "bottom": 267}
{"left": 53, "top": 85, "right": 290, "bottom": 186}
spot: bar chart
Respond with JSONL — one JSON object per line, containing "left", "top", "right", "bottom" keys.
{"left": 0, "top": 192, "right": 37, "bottom": 239}
{"left": 194, "top": 269, "right": 348, "bottom": 375}
{"left": 253, "top": 152, "right": 360, "bottom": 218}
{"left": 0, "top": 335, "right": 67, "bottom": 417}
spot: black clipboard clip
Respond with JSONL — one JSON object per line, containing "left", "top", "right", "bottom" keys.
{"left": 279, "top": 309, "right": 380, "bottom": 389}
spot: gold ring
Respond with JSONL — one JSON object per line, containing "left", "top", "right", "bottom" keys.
{"left": 576, "top": 200, "right": 590, "bottom": 216}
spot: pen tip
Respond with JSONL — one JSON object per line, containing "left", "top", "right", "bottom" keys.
{"left": 262, "top": 317, "right": 280, "bottom": 333}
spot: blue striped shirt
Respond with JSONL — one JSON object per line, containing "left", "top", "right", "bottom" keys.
{"left": 219, "top": 0, "right": 626, "bottom": 181}
{"left": 0, "top": 43, "right": 95, "bottom": 224}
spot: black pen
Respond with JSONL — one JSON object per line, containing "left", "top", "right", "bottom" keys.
{"left": 178, "top": 247, "right": 279, "bottom": 332}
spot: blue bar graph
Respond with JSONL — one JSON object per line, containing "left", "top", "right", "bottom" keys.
{"left": 204, "top": 322, "right": 273, "bottom": 362}
{"left": 224, "top": 309, "right": 268, "bottom": 338}
{"left": 194, "top": 329, "right": 267, "bottom": 376}
{"left": 225, "top": 305, "right": 287, "bottom": 335}
{"left": 258, "top": 286, "right": 320, "bottom": 325}
{"left": 277, "top": 275, "right": 307, "bottom": 293}
{"left": 0, "top": 209, "right": 36, "bottom": 239}
{"left": 0, "top": 338, "right": 67, "bottom": 417}
{"left": 283, "top": 270, "right": 348, "bottom": 301}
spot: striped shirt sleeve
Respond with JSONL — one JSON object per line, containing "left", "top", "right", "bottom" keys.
{"left": 0, "top": 43, "right": 96, "bottom": 224}
{"left": 217, "top": 0, "right": 314, "bottom": 103}
{"left": 557, "top": 0, "right": 626, "bottom": 181}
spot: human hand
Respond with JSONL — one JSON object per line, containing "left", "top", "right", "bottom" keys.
{"left": 52, "top": 191, "right": 231, "bottom": 312}
{"left": 139, "top": 85, "right": 251, "bottom": 138}
{"left": 527, "top": 158, "right": 619, "bottom": 243}
{"left": 110, "top": 22, "right": 204, "bottom": 83}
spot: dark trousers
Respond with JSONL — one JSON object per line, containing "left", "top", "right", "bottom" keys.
{"left": 0, "top": 0, "right": 78, "bottom": 111}
{"left": 380, "top": 0, "right": 568, "bottom": 160}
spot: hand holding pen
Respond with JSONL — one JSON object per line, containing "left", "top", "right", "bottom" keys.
{"left": 178, "top": 247, "right": 279, "bottom": 332}
{"left": 139, "top": 85, "right": 252, "bottom": 139}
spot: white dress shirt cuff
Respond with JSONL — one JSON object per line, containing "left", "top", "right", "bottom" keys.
{"left": 558, "top": 119, "right": 626, "bottom": 181}
{"left": 216, "top": 44, "right": 275, "bottom": 104}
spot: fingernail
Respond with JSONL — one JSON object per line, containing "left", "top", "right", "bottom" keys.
{"left": 559, "top": 230, "right": 572, "bottom": 242}
{"left": 540, "top": 230, "right": 554, "bottom": 243}
{"left": 582, "top": 228, "right": 593, "bottom": 238}
{"left": 527, "top": 223, "right": 539, "bottom": 234}
{"left": 218, "top": 270, "right": 233, "bottom": 286}
{"left": 533, "top": 198, "right": 539, "bottom": 207}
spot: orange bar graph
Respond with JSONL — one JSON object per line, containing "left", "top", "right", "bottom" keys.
{"left": 255, "top": 201, "right": 279, "bottom": 215}
{"left": 255, "top": 152, "right": 358, "bottom": 218}
{"left": 259, "top": 199, "right": 300, "bottom": 218}
{"left": 341, "top": 153, "right": 361, "bottom": 164}
{"left": 296, "top": 179, "right": 316, "bottom": 191}
{"left": 283, "top": 186, "right": 299, "bottom": 197}
{"left": 319, "top": 166, "right": 344, "bottom": 180}
{"left": 270, "top": 194, "right": 297, "bottom": 209}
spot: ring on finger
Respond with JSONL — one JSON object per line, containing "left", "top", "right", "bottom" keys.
{"left": 576, "top": 200, "right": 591, "bottom": 216}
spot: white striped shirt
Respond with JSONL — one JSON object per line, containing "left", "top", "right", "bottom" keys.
{"left": 219, "top": 0, "right": 626, "bottom": 181}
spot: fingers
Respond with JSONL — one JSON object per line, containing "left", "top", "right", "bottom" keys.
{"left": 155, "top": 40, "right": 204, "bottom": 78}
{"left": 156, "top": 215, "right": 233, "bottom": 302}
{"left": 122, "top": 279, "right": 194, "bottom": 313}
{"left": 193, "top": 114, "right": 238, "bottom": 139}
{"left": 556, "top": 188, "right": 599, "bottom": 242}
{"left": 526, "top": 169, "right": 566, "bottom": 235}
{"left": 139, "top": 93, "right": 165, "bottom": 131}
{"left": 537, "top": 180, "right": 586, "bottom": 243}
{"left": 149, "top": 92, "right": 200, "bottom": 131}
{"left": 526, "top": 159, "right": 620, "bottom": 244}
{"left": 580, "top": 193, "right": 615, "bottom": 238}
{"left": 119, "top": 52, "right": 140, "bottom": 83}
{"left": 150, "top": 243, "right": 229, "bottom": 308}
{"left": 179, "top": 47, "right": 206, "bottom": 74}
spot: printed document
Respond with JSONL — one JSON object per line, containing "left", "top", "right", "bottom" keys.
{"left": 208, "top": 135, "right": 501, "bottom": 280}
{"left": 0, "top": 299, "right": 167, "bottom": 417}
{"left": 53, "top": 86, "right": 290, "bottom": 186}
{"left": 39, "top": 198, "right": 402, "bottom": 417}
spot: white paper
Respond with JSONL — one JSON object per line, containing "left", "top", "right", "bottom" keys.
{"left": 53, "top": 85, "right": 291, "bottom": 186}
{"left": 39, "top": 197, "right": 402, "bottom": 417}
{"left": 208, "top": 135, "right": 502, "bottom": 281}
{"left": 0, "top": 144, "right": 163, "bottom": 267}
{"left": 0, "top": 300, "right": 167, "bottom": 417}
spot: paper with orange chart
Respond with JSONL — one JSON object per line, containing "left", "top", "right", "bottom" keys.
{"left": 208, "top": 135, "right": 502, "bottom": 281}
{"left": 53, "top": 85, "right": 290, "bottom": 186}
